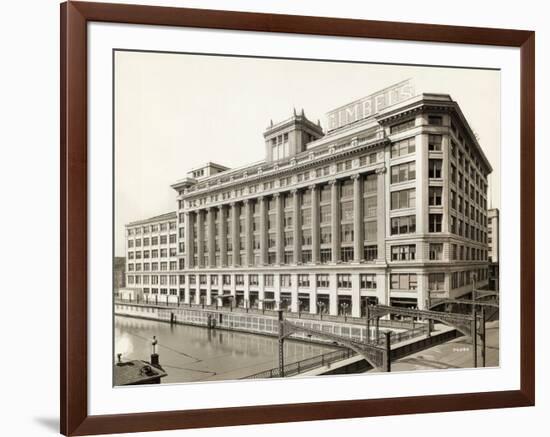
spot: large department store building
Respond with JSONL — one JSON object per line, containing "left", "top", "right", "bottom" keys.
{"left": 124, "top": 80, "right": 492, "bottom": 318}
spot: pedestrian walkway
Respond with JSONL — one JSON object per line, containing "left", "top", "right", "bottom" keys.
{"left": 390, "top": 320, "right": 499, "bottom": 371}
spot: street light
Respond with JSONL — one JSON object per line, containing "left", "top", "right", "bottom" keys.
{"left": 340, "top": 302, "right": 350, "bottom": 322}
{"left": 317, "top": 301, "right": 326, "bottom": 320}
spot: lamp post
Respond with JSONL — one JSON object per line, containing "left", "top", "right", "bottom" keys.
{"left": 340, "top": 302, "right": 350, "bottom": 322}
{"left": 317, "top": 301, "right": 325, "bottom": 320}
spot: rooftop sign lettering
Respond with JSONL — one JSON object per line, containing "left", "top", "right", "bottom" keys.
{"left": 327, "top": 79, "right": 415, "bottom": 131}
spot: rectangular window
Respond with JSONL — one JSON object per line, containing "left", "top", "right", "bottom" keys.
{"left": 340, "top": 247, "right": 354, "bottom": 262}
{"left": 363, "top": 197, "right": 377, "bottom": 217}
{"left": 429, "top": 159, "right": 443, "bottom": 178}
{"left": 391, "top": 137, "right": 416, "bottom": 158}
{"left": 390, "top": 273, "right": 418, "bottom": 290}
{"left": 364, "top": 245, "right": 378, "bottom": 261}
{"left": 341, "top": 223, "right": 354, "bottom": 243}
{"left": 298, "top": 274, "right": 310, "bottom": 287}
{"left": 429, "top": 273, "right": 445, "bottom": 291}
{"left": 428, "top": 115, "right": 443, "bottom": 125}
{"left": 429, "top": 186, "right": 443, "bottom": 206}
{"left": 341, "top": 200, "right": 353, "bottom": 221}
{"left": 320, "top": 248, "right": 332, "bottom": 263}
{"left": 264, "top": 274, "right": 274, "bottom": 287}
{"left": 428, "top": 134, "right": 443, "bottom": 151}
{"left": 280, "top": 274, "right": 292, "bottom": 287}
{"left": 316, "top": 274, "right": 330, "bottom": 288}
{"left": 429, "top": 214, "right": 443, "bottom": 232}
{"left": 360, "top": 274, "right": 376, "bottom": 289}
{"left": 249, "top": 274, "right": 259, "bottom": 286}
{"left": 337, "top": 274, "right": 352, "bottom": 289}
{"left": 429, "top": 243, "right": 444, "bottom": 260}
{"left": 391, "top": 188, "right": 416, "bottom": 210}
{"left": 284, "top": 251, "right": 293, "bottom": 264}
{"left": 301, "top": 250, "right": 312, "bottom": 264}
{"left": 390, "top": 118, "right": 415, "bottom": 134}
{"left": 391, "top": 244, "right": 416, "bottom": 261}
{"left": 320, "top": 205, "right": 331, "bottom": 223}
{"left": 364, "top": 221, "right": 377, "bottom": 240}
{"left": 391, "top": 161, "right": 416, "bottom": 184}
{"left": 391, "top": 215, "right": 416, "bottom": 235}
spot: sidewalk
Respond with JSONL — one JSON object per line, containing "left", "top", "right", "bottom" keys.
{"left": 390, "top": 320, "right": 499, "bottom": 371}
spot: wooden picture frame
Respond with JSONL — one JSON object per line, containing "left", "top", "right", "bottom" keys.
{"left": 60, "top": 1, "right": 535, "bottom": 435}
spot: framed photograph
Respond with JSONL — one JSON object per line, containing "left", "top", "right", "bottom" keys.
{"left": 61, "top": 1, "right": 535, "bottom": 435}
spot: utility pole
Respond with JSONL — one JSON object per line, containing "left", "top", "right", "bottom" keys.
{"left": 278, "top": 310, "right": 285, "bottom": 377}
{"left": 481, "top": 307, "right": 486, "bottom": 367}
{"left": 472, "top": 308, "right": 478, "bottom": 368}
{"left": 385, "top": 331, "right": 392, "bottom": 372}
{"left": 366, "top": 305, "right": 371, "bottom": 342}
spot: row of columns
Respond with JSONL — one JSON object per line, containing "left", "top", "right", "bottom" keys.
{"left": 178, "top": 271, "right": 389, "bottom": 317}
{"left": 183, "top": 171, "right": 386, "bottom": 269}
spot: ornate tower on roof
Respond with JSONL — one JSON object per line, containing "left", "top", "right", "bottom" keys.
{"left": 264, "top": 108, "right": 324, "bottom": 163}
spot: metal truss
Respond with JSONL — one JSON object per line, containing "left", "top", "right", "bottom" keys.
{"left": 279, "top": 319, "right": 388, "bottom": 371}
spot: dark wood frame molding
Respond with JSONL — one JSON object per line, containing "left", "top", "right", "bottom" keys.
{"left": 60, "top": 1, "right": 535, "bottom": 435}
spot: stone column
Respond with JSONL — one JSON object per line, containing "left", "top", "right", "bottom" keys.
{"left": 376, "top": 272, "right": 388, "bottom": 306}
{"left": 231, "top": 202, "right": 239, "bottom": 267}
{"left": 351, "top": 273, "right": 361, "bottom": 318}
{"left": 244, "top": 274, "right": 250, "bottom": 309}
{"left": 290, "top": 273, "right": 299, "bottom": 313}
{"left": 329, "top": 272, "right": 338, "bottom": 316}
{"left": 244, "top": 199, "right": 253, "bottom": 266}
{"left": 417, "top": 273, "right": 429, "bottom": 310}
{"left": 309, "top": 272, "right": 317, "bottom": 314}
{"left": 196, "top": 210, "right": 204, "bottom": 268}
{"left": 330, "top": 179, "right": 341, "bottom": 263}
{"left": 274, "top": 274, "right": 281, "bottom": 310}
{"left": 258, "top": 273, "right": 265, "bottom": 310}
{"left": 310, "top": 185, "right": 319, "bottom": 264}
{"left": 207, "top": 207, "right": 215, "bottom": 268}
{"left": 416, "top": 133, "right": 429, "bottom": 234}
{"left": 218, "top": 205, "right": 227, "bottom": 267}
{"left": 292, "top": 189, "right": 301, "bottom": 264}
{"left": 352, "top": 174, "right": 363, "bottom": 262}
{"left": 275, "top": 193, "right": 284, "bottom": 265}
{"left": 184, "top": 211, "right": 193, "bottom": 269}
{"left": 206, "top": 277, "right": 212, "bottom": 306}
{"left": 376, "top": 167, "right": 387, "bottom": 263}
{"left": 184, "top": 279, "right": 190, "bottom": 304}
{"left": 259, "top": 196, "right": 268, "bottom": 265}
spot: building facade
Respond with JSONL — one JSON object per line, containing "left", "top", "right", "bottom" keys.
{"left": 114, "top": 256, "right": 126, "bottom": 294}
{"left": 124, "top": 85, "right": 492, "bottom": 317}
{"left": 488, "top": 208, "right": 500, "bottom": 290}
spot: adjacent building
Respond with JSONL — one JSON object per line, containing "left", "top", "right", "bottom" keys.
{"left": 488, "top": 208, "right": 499, "bottom": 290}
{"left": 114, "top": 256, "right": 126, "bottom": 294}
{"left": 124, "top": 80, "right": 492, "bottom": 317}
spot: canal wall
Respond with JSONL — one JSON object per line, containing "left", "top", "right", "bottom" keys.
{"left": 115, "top": 302, "right": 421, "bottom": 347}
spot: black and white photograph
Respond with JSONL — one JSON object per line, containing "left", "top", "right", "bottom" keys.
{"left": 113, "top": 51, "right": 501, "bottom": 385}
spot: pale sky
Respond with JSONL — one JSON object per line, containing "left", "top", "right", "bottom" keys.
{"left": 115, "top": 50, "right": 500, "bottom": 256}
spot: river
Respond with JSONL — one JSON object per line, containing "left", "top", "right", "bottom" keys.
{"left": 115, "top": 315, "right": 337, "bottom": 383}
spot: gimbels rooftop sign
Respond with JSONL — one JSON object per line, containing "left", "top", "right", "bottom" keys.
{"left": 327, "top": 79, "right": 415, "bottom": 132}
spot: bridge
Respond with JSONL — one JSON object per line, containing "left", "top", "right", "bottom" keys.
{"left": 277, "top": 311, "right": 391, "bottom": 374}
{"left": 367, "top": 303, "right": 491, "bottom": 368}
{"left": 428, "top": 290, "right": 499, "bottom": 311}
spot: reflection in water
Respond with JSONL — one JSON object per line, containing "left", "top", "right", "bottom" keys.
{"left": 115, "top": 315, "right": 336, "bottom": 383}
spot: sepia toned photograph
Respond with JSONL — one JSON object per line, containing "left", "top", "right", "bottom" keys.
{"left": 113, "top": 50, "right": 500, "bottom": 386}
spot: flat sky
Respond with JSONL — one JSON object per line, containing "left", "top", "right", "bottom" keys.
{"left": 115, "top": 50, "right": 500, "bottom": 256}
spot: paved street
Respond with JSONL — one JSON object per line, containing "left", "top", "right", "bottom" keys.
{"left": 390, "top": 320, "right": 499, "bottom": 371}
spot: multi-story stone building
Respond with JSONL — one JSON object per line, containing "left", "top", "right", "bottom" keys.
{"left": 124, "top": 81, "right": 492, "bottom": 317}
{"left": 488, "top": 208, "right": 500, "bottom": 290}
{"left": 125, "top": 212, "right": 179, "bottom": 299}
{"left": 113, "top": 256, "right": 126, "bottom": 294}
